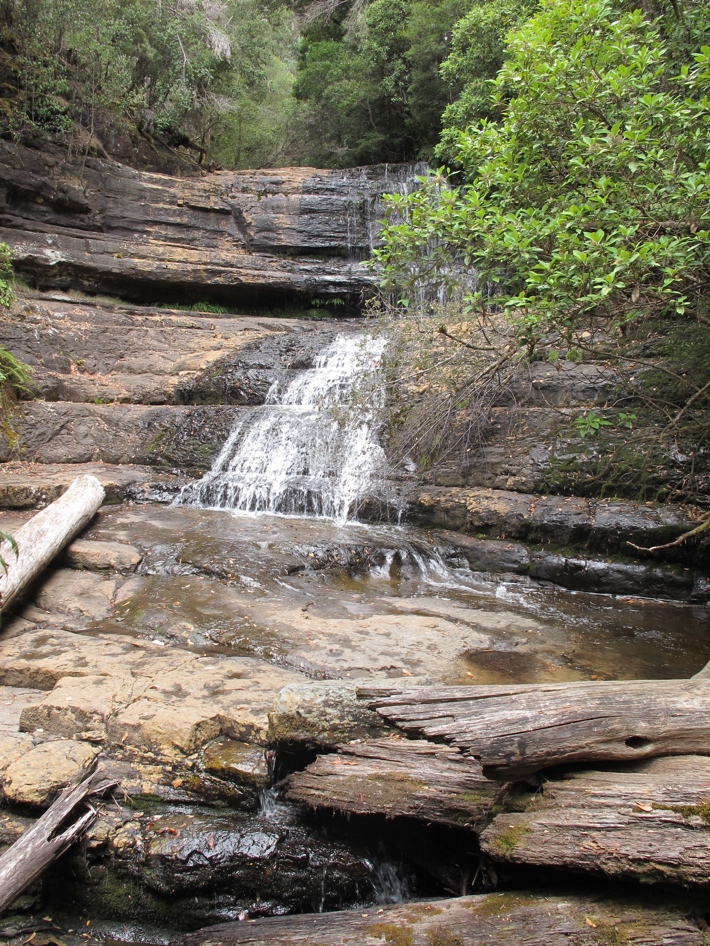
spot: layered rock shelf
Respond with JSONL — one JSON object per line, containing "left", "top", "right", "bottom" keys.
{"left": 0, "top": 142, "right": 423, "bottom": 305}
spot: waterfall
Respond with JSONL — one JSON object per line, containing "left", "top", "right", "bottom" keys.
{"left": 178, "top": 334, "right": 392, "bottom": 523}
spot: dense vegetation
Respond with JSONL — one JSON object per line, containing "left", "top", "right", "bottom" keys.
{"left": 374, "top": 0, "right": 710, "bottom": 502}
{"left": 0, "top": 0, "right": 534, "bottom": 168}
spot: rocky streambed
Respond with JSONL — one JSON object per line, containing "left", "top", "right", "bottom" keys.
{"left": 0, "top": 140, "right": 708, "bottom": 943}
{"left": 0, "top": 500, "right": 708, "bottom": 940}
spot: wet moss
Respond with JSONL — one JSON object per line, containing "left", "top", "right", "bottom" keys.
{"left": 371, "top": 922, "right": 415, "bottom": 946}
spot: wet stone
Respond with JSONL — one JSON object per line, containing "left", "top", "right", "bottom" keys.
{"left": 64, "top": 539, "right": 142, "bottom": 571}
{"left": 202, "top": 739, "right": 269, "bottom": 789}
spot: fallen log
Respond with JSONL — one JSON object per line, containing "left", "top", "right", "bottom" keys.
{"left": 362, "top": 678, "right": 710, "bottom": 777}
{"left": 286, "top": 737, "right": 503, "bottom": 828}
{"left": 0, "top": 769, "right": 117, "bottom": 913}
{"left": 176, "top": 890, "right": 705, "bottom": 945}
{"left": 480, "top": 755, "right": 710, "bottom": 887}
{"left": 0, "top": 474, "right": 105, "bottom": 612}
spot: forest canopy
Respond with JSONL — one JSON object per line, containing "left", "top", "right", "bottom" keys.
{"left": 0, "top": 0, "right": 539, "bottom": 168}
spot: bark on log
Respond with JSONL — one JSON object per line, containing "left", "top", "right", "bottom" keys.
{"left": 0, "top": 770, "right": 117, "bottom": 913}
{"left": 362, "top": 679, "right": 710, "bottom": 777}
{"left": 286, "top": 737, "right": 503, "bottom": 828}
{"left": 480, "top": 755, "right": 710, "bottom": 887}
{"left": 0, "top": 474, "right": 105, "bottom": 612}
{"left": 176, "top": 890, "right": 706, "bottom": 945}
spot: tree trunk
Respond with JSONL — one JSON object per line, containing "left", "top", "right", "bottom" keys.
{"left": 286, "top": 737, "right": 502, "bottom": 829}
{"left": 361, "top": 679, "right": 710, "bottom": 777}
{"left": 0, "top": 474, "right": 105, "bottom": 612}
{"left": 481, "top": 755, "right": 710, "bottom": 887}
{"left": 0, "top": 770, "right": 116, "bottom": 914}
{"left": 176, "top": 890, "right": 706, "bottom": 945}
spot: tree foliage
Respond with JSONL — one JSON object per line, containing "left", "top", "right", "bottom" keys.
{"left": 374, "top": 0, "right": 710, "bottom": 500}
{"left": 293, "top": 0, "right": 480, "bottom": 165}
{"left": 0, "top": 0, "right": 299, "bottom": 167}
{"left": 378, "top": 0, "right": 710, "bottom": 340}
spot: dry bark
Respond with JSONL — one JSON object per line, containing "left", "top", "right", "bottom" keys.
{"left": 176, "top": 890, "right": 706, "bottom": 945}
{"left": 361, "top": 679, "right": 710, "bottom": 777}
{"left": 481, "top": 755, "right": 710, "bottom": 887}
{"left": 286, "top": 737, "right": 502, "bottom": 828}
{"left": 0, "top": 770, "right": 116, "bottom": 913}
{"left": 0, "top": 474, "right": 105, "bottom": 611}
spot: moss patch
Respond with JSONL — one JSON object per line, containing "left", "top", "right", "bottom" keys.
{"left": 485, "top": 820, "right": 531, "bottom": 858}
{"left": 371, "top": 922, "right": 415, "bottom": 946}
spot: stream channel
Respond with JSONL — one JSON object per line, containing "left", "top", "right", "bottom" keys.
{"left": 15, "top": 327, "right": 710, "bottom": 941}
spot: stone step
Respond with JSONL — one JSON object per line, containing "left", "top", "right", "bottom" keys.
{"left": 6, "top": 293, "right": 334, "bottom": 405}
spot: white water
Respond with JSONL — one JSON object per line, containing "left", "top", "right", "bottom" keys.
{"left": 178, "top": 334, "right": 392, "bottom": 523}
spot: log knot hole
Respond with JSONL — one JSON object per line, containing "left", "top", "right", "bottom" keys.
{"left": 625, "top": 736, "right": 652, "bottom": 750}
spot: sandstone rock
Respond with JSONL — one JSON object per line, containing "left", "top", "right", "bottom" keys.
{"left": 3, "top": 296, "right": 308, "bottom": 405}
{"left": 33, "top": 568, "right": 116, "bottom": 619}
{"left": 2, "top": 629, "right": 302, "bottom": 760}
{"left": 64, "top": 539, "right": 142, "bottom": 571}
{"left": 0, "top": 143, "right": 421, "bottom": 304}
{"left": 2, "top": 738, "right": 99, "bottom": 806}
{"left": 202, "top": 740, "right": 269, "bottom": 789}
{"left": 0, "top": 402, "right": 240, "bottom": 473}
{"left": 0, "top": 462, "right": 185, "bottom": 509}
{"left": 269, "top": 681, "right": 394, "bottom": 750}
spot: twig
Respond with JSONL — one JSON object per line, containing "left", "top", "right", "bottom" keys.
{"left": 627, "top": 515, "right": 710, "bottom": 553}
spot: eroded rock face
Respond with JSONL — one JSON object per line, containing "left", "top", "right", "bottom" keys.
{"left": 0, "top": 143, "right": 422, "bottom": 304}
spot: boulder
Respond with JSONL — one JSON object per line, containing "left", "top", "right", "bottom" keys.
{"left": 2, "top": 739, "right": 99, "bottom": 806}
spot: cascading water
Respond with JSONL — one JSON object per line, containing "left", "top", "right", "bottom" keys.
{"left": 178, "top": 333, "right": 393, "bottom": 523}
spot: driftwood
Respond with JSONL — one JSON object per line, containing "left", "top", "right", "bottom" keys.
{"left": 362, "top": 678, "right": 710, "bottom": 777}
{"left": 0, "top": 770, "right": 116, "bottom": 913}
{"left": 286, "top": 737, "right": 503, "bottom": 828}
{"left": 481, "top": 755, "right": 710, "bottom": 887}
{"left": 176, "top": 890, "right": 706, "bottom": 945}
{"left": 0, "top": 474, "right": 105, "bottom": 612}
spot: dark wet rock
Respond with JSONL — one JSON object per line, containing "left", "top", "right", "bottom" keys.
{"left": 175, "top": 326, "right": 347, "bottom": 407}
{"left": 57, "top": 806, "right": 374, "bottom": 928}
{"left": 0, "top": 142, "right": 423, "bottom": 305}
{"left": 529, "top": 551, "right": 703, "bottom": 601}
{"left": 436, "top": 531, "right": 530, "bottom": 574}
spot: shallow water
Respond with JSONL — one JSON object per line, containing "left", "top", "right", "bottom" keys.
{"left": 84, "top": 504, "right": 710, "bottom": 685}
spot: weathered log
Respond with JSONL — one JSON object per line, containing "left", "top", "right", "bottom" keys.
{"left": 286, "top": 737, "right": 503, "bottom": 828}
{"left": 176, "top": 890, "right": 705, "bottom": 945}
{"left": 0, "top": 770, "right": 116, "bottom": 913}
{"left": 0, "top": 474, "right": 105, "bottom": 612}
{"left": 362, "top": 679, "right": 710, "bottom": 777}
{"left": 481, "top": 755, "right": 710, "bottom": 888}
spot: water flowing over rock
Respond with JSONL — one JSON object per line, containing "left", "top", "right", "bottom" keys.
{"left": 0, "top": 142, "right": 427, "bottom": 304}
{"left": 179, "top": 334, "right": 397, "bottom": 522}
